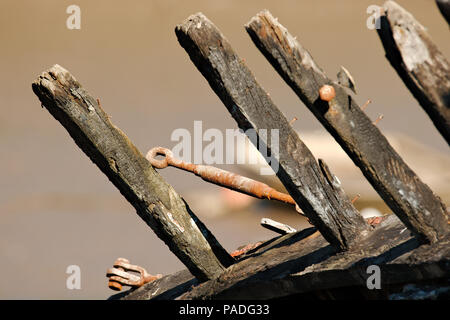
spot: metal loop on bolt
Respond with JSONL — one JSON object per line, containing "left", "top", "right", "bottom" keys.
{"left": 146, "top": 147, "right": 173, "bottom": 169}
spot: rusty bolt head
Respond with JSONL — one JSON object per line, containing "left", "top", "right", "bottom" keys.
{"left": 319, "top": 85, "right": 336, "bottom": 102}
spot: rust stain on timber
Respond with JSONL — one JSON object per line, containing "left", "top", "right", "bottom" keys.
{"left": 327, "top": 105, "right": 339, "bottom": 117}
{"left": 257, "top": 20, "right": 267, "bottom": 39}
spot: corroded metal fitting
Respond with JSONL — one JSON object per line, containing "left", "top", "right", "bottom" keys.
{"left": 106, "top": 258, "right": 162, "bottom": 291}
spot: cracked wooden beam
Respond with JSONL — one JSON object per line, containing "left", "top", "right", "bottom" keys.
{"left": 32, "top": 65, "right": 234, "bottom": 282}
{"left": 377, "top": 1, "right": 450, "bottom": 144}
{"left": 177, "top": 215, "right": 450, "bottom": 300}
{"left": 175, "top": 13, "right": 370, "bottom": 251}
{"left": 245, "top": 10, "right": 449, "bottom": 244}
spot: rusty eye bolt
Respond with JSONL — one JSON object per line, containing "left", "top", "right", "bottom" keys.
{"left": 146, "top": 147, "right": 303, "bottom": 213}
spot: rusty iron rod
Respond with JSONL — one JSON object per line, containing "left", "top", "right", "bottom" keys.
{"left": 146, "top": 147, "right": 299, "bottom": 208}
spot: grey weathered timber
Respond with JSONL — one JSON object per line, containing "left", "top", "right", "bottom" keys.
{"left": 246, "top": 10, "right": 449, "bottom": 244}
{"left": 377, "top": 1, "right": 450, "bottom": 144}
{"left": 175, "top": 13, "right": 370, "bottom": 251}
{"left": 112, "top": 214, "right": 450, "bottom": 300}
{"left": 179, "top": 216, "right": 450, "bottom": 299}
{"left": 436, "top": 0, "right": 450, "bottom": 25}
{"left": 32, "top": 65, "right": 234, "bottom": 282}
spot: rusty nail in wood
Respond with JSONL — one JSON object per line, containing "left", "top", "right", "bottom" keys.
{"left": 373, "top": 114, "right": 384, "bottom": 125}
{"left": 319, "top": 85, "right": 336, "bottom": 102}
{"left": 351, "top": 193, "right": 361, "bottom": 204}
{"left": 360, "top": 99, "right": 371, "bottom": 111}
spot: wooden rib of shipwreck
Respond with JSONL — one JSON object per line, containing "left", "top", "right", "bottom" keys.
{"left": 377, "top": 1, "right": 450, "bottom": 145}
{"left": 32, "top": 65, "right": 234, "bottom": 282}
{"left": 175, "top": 12, "right": 369, "bottom": 251}
{"left": 245, "top": 9, "right": 449, "bottom": 244}
{"left": 111, "top": 214, "right": 450, "bottom": 300}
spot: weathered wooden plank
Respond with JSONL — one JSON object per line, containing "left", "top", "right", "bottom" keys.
{"left": 178, "top": 215, "right": 450, "bottom": 300}
{"left": 260, "top": 218, "right": 297, "bottom": 235}
{"left": 32, "top": 65, "right": 234, "bottom": 282}
{"left": 175, "top": 13, "right": 370, "bottom": 251}
{"left": 377, "top": 1, "right": 450, "bottom": 144}
{"left": 245, "top": 10, "right": 449, "bottom": 244}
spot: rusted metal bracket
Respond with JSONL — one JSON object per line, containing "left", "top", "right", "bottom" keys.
{"left": 107, "top": 258, "right": 162, "bottom": 291}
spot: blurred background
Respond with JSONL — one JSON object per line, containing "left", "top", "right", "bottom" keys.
{"left": 0, "top": 0, "right": 448, "bottom": 299}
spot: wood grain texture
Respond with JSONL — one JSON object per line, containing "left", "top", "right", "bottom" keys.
{"left": 245, "top": 10, "right": 449, "bottom": 244}
{"left": 175, "top": 13, "right": 369, "bottom": 251}
{"left": 113, "top": 215, "right": 450, "bottom": 300}
{"left": 32, "top": 65, "right": 234, "bottom": 282}
{"left": 378, "top": 1, "right": 450, "bottom": 144}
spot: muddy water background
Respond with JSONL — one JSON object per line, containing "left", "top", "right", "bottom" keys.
{"left": 0, "top": 0, "right": 449, "bottom": 299}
